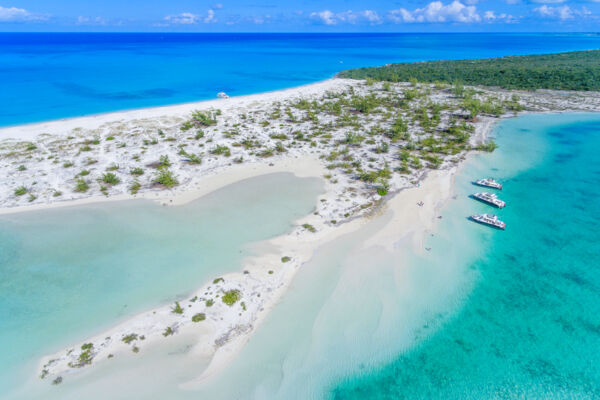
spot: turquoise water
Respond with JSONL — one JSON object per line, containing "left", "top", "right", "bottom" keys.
{"left": 190, "top": 113, "right": 600, "bottom": 399}
{"left": 0, "top": 173, "right": 323, "bottom": 397}
{"left": 2, "top": 33, "right": 600, "bottom": 127}
{"left": 3, "top": 114, "right": 600, "bottom": 399}
{"left": 332, "top": 113, "right": 600, "bottom": 399}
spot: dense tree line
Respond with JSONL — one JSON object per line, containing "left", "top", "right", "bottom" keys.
{"left": 337, "top": 50, "right": 600, "bottom": 91}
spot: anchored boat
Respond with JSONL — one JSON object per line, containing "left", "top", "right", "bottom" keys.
{"left": 471, "top": 192, "right": 506, "bottom": 208}
{"left": 470, "top": 214, "right": 506, "bottom": 230}
{"left": 474, "top": 178, "right": 502, "bottom": 190}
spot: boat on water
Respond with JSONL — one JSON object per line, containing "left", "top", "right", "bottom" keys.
{"left": 217, "top": 92, "right": 229, "bottom": 99}
{"left": 471, "top": 192, "right": 506, "bottom": 208}
{"left": 470, "top": 214, "right": 506, "bottom": 230}
{"left": 474, "top": 178, "right": 502, "bottom": 190}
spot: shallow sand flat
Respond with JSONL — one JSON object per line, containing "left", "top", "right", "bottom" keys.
{"left": 3, "top": 77, "right": 599, "bottom": 393}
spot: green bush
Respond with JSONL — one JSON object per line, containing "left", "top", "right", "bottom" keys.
{"left": 155, "top": 168, "right": 179, "bottom": 188}
{"left": 192, "top": 313, "right": 206, "bottom": 322}
{"left": 171, "top": 302, "right": 184, "bottom": 314}
{"left": 158, "top": 155, "right": 171, "bottom": 168}
{"left": 74, "top": 179, "right": 89, "bottom": 193}
{"left": 129, "top": 180, "right": 141, "bottom": 195}
{"left": 122, "top": 333, "right": 138, "bottom": 344}
{"left": 302, "top": 223, "right": 316, "bottom": 233}
{"left": 210, "top": 145, "right": 231, "bottom": 157}
{"left": 14, "top": 186, "right": 27, "bottom": 196}
{"left": 102, "top": 173, "right": 120, "bottom": 185}
{"left": 222, "top": 290, "right": 241, "bottom": 306}
{"left": 162, "top": 326, "right": 174, "bottom": 337}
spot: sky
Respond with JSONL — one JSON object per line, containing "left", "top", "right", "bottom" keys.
{"left": 0, "top": 0, "right": 599, "bottom": 32}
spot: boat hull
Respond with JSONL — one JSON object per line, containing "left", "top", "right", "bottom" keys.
{"left": 469, "top": 216, "right": 506, "bottom": 230}
{"left": 470, "top": 194, "right": 505, "bottom": 208}
{"left": 473, "top": 181, "right": 502, "bottom": 190}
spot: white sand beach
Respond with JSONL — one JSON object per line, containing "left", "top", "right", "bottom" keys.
{"left": 2, "top": 77, "right": 598, "bottom": 387}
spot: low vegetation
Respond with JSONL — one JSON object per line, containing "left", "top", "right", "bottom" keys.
{"left": 338, "top": 50, "right": 600, "bottom": 91}
{"left": 221, "top": 289, "right": 241, "bottom": 306}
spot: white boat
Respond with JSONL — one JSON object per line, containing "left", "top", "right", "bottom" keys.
{"left": 471, "top": 192, "right": 506, "bottom": 208}
{"left": 474, "top": 178, "right": 502, "bottom": 190}
{"left": 470, "top": 214, "right": 506, "bottom": 230}
{"left": 217, "top": 92, "right": 229, "bottom": 99}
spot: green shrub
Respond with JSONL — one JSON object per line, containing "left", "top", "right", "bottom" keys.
{"left": 205, "top": 299, "right": 215, "bottom": 307}
{"left": 130, "top": 167, "right": 144, "bottom": 176}
{"left": 192, "top": 313, "right": 206, "bottom": 322}
{"left": 14, "top": 186, "right": 27, "bottom": 196}
{"left": 210, "top": 145, "right": 231, "bottom": 157}
{"left": 281, "top": 256, "right": 291, "bottom": 263}
{"left": 158, "top": 155, "right": 171, "bottom": 168}
{"left": 102, "top": 173, "right": 120, "bottom": 185}
{"left": 155, "top": 168, "right": 179, "bottom": 188}
{"left": 171, "top": 302, "right": 184, "bottom": 314}
{"left": 129, "top": 180, "right": 141, "bottom": 194}
{"left": 122, "top": 333, "right": 138, "bottom": 344}
{"left": 162, "top": 327, "right": 174, "bottom": 337}
{"left": 302, "top": 223, "right": 316, "bottom": 233}
{"left": 222, "top": 289, "right": 241, "bottom": 306}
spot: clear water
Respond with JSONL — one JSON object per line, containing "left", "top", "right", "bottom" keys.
{"left": 2, "top": 33, "right": 600, "bottom": 127}
{"left": 90, "top": 112, "right": 596, "bottom": 400}
{"left": 4, "top": 114, "right": 600, "bottom": 399}
{"left": 332, "top": 113, "right": 600, "bottom": 399}
{"left": 0, "top": 173, "right": 323, "bottom": 397}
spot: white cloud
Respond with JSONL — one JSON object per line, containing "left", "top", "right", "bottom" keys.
{"left": 388, "top": 1, "right": 481, "bottom": 23}
{"left": 534, "top": 5, "right": 573, "bottom": 19}
{"left": 483, "top": 10, "right": 518, "bottom": 22}
{"left": 310, "top": 10, "right": 337, "bottom": 25}
{"left": 0, "top": 5, "right": 46, "bottom": 22}
{"left": 164, "top": 12, "right": 201, "bottom": 24}
{"left": 310, "top": 9, "right": 382, "bottom": 25}
{"left": 164, "top": 9, "right": 217, "bottom": 25}
{"left": 76, "top": 16, "right": 107, "bottom": 26}
{"left": 204, "top": 9, "right": 216, "bottom": 23}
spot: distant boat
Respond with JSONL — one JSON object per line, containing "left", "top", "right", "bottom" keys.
{"left": 471, "top": 192, "right": 506, "bottom": 208}
{"left": 217, "top": 92, "right": 229, "bottom": 99}
{"left": 474, "top": 178, "right": 502, "bottom": 190}
{"left": 470, "top": 214, "right": 506, "bottom": 230}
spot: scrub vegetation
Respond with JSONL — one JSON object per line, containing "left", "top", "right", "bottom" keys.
{"left": 338, "top": 50, "right": 600, "bottom": 91}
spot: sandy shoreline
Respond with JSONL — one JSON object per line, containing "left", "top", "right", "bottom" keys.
{"left": 3, "top": 76, "right": 599, "bottom": 389}
{"left": 0, "top": 79, "right": 339, "bottom": 141}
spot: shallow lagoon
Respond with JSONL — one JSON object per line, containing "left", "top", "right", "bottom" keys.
{"left": 4, "top": 113, "right": 600, "bottom": 399}
{"left": 198, "top": 113, "right": 600, "bottom": 399}
{"left": 0, "top": 172, "right": 323, "bottom": 397}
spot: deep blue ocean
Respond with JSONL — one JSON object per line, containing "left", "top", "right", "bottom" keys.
{"left": 1, "top": 33, "right": 600, "bottom": 127}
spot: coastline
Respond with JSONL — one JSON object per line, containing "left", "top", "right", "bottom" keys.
{"left": 0, "top": 79, "right": 339, "bottom": 141}
{"left": 35, "top": 162, "right": 461, "bottom": 388}
{"left": 3, "top": 76, "right": 599, "bottom": 388}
